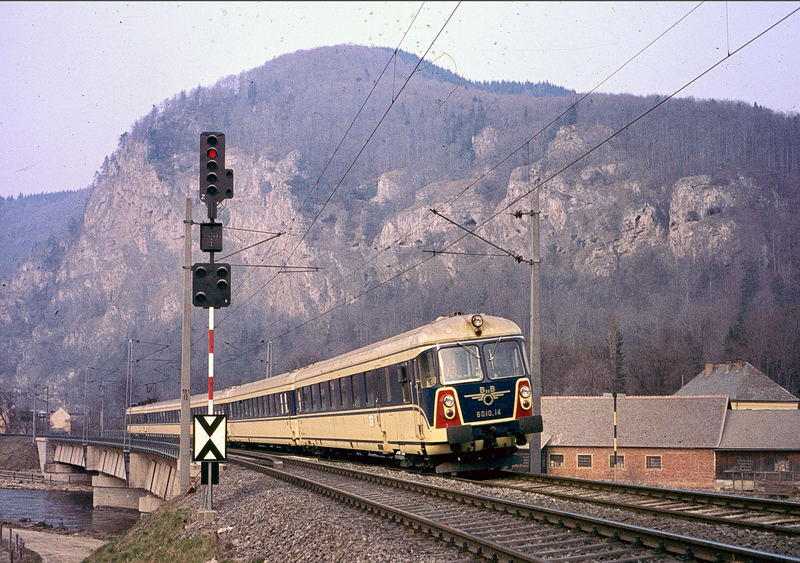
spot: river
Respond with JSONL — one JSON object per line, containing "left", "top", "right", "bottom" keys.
{"left": 0, "top": 488, "right": 140, "bottom": 535}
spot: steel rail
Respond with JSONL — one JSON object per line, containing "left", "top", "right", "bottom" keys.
{"left": 230, "top": 454, "right": 545, "bottom": 563}
{"left": 488, "top": 472, "right": 800, "bottom": 535}
{"left": 230, "top": 452, "right": 796, "bottom": 562}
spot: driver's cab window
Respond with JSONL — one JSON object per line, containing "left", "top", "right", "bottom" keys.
{"left": 417, "top": 350, "right": 437, "bottom": 388}
{"left": 438, "top": 345, "right": 483, "bottom": 384}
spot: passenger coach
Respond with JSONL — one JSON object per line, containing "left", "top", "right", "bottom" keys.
{"left": 128, "top": 313, "right": 543, "bottom": 473}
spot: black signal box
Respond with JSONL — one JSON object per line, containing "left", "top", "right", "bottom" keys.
{"left": 192, "top": 263, "right": 231, "bottom": 308}
{"left": 200, "top": 222, "right": 223, "bottom": 253}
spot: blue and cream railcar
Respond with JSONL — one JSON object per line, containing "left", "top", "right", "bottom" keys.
{"left": 215, "top": 371, "right": 296, "bottom": 447}
{"left": 127, "top": 313, "right": 542, "bottom": 473}
{"left": 287, "top": 313, "right": 541, "bottom": 472}
{"left": 127, "top": 396, "right": 208, "bottom": 436}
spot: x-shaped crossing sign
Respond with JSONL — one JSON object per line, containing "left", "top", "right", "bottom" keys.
{"left": 192, "top": 414, "right": 227, "bottom": 462}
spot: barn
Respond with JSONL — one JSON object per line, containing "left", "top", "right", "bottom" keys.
{"left": 540, "top": 395, "right": 727, "bottom": 489}
{"left": 540, "top": 362, "right": 800, "bottom": 493}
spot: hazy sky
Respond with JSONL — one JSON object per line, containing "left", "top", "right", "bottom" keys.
{"left": 3, "top": 1, "right": 798, "bottom": 198}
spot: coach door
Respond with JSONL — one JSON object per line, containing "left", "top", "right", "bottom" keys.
{"left": 365, "top": 370, "right": 389, "bottom": 450}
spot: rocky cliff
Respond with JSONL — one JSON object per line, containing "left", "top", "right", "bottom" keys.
{"left": 2, "top": 45, "right": 798, "bottom": 417}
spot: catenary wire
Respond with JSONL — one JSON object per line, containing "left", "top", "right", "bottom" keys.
{"left": 220, "top": 2, "right": 459, "bottom": 324}
{"left": 326, "top": 1, "right": 706, "bottom": 292}
{"left": 263, "top": 5, "right": 798, "bottom": 345}
{"left": 222, "top": 3, "right": 427, "bottom": 312}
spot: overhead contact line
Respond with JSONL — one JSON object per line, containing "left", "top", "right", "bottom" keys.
{"left": 268, "top": 4, "right": 799, "bottom": 345}
{"left": 218, "top": 2, "right": 444, "bottom": 323}
{"left": 322, "top": 1, "right": 706, "bottom": 291}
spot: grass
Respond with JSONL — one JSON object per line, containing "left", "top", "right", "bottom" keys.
{"left": 86, "top": 508, "right": 218, "bottom": 562}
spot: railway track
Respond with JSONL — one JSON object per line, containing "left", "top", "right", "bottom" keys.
{"left": 472, "top": 472, "right": 800, "bottom": 537}
{"left": 228, "top": 450, "right": 795, "bottom": 562}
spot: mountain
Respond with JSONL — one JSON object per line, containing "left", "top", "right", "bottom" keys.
{"left": 1, "top": 45, "right": 798, "bottom": 426}
{"left": 0, "top": 189, "right": 90, "bottom": 278}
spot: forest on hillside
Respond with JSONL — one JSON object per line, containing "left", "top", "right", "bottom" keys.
{"left": 132, "top": 46, "right": 799, "bottom": 398}
{"left": 2, "top": 46, "right": 799, "bottom": 429}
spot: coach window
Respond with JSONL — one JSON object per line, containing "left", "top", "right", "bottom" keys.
{"left": 280, "top": 393, "right": 288, "bottom": 415}
{"left": 365, "top": 370, "right": 378, "bottom": 405}
{"left": 439, "top": 345, "right": 483, "bottom": 384}
{"left": 399, "top": 364, "right": 411, "bottom": 403}
{"left": 340, "top": 377, "right": 352, "bottom": 409}
{"left": 352, "top": 373, "right": 364, "bottom": 408}
{"left": 382, "top": 368, "right": 393, "bottom": 404}
{"left": 418, "top": 350, "right": 437, "bottom": 388}
{"left": 320, "top": 379, "right": 330, "bottom": 411}
{"left": 311, "top": 384, "right": 320, "bottom": 412}
{"left": 329, "top": 379, "right": 340, "bottom": 410}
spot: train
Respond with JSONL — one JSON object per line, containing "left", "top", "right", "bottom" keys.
{"left": 127, "top": 313, "right": 543, "bottom": 473}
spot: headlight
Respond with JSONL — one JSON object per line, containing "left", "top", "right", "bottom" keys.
{"left": 471, "top": 314, "right": 484, "bottom": 328}
{"left": 443, "top": 394, "right": 455, "bottom": 408}
{"left": 519, "top": 385, "right": 531, "bottom": 399}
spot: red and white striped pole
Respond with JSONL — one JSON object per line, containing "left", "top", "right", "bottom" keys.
{"left": 208, "top": 306, "right": 214, "bottom": 414}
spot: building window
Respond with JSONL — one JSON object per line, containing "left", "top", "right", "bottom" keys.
{"left": 577, "top": 454, "right": 592, "bottom": 468}
{"left": 609, "top": 455, "right": 625, "bottom": 469}
{"left": 549, "top": 454, "right": 564, "bottom": 468}
{"left": 736, "top": 457, "right": 753, "bottom": 472}
{"left": 646, "top": 455, "right": 662, "bottom": 470}
{"left": 775, "top": 458, "right": 791, "bottom": 472}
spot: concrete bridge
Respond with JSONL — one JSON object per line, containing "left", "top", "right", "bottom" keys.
{"left": 35, "top": 434, "right": 188, "bottom": 513}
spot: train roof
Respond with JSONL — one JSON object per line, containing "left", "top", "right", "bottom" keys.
{"left": 128, "top": 313, "right": 522, "bottom": 412}
{"left": 288, "top": 313, "right": 522, "bottom": 385}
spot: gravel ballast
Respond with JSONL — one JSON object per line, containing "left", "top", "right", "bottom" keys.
{"left": 181, "top": 459, "right": 799, "bottom": 561}
{"left": 182, "top": 464, "right": 473, "bottom": 562}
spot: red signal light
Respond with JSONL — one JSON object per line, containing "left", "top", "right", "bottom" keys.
{"left": 207, "top": 148, "right": 218, "bottom": 159}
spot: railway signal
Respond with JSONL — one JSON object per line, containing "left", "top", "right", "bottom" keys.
{"left": 192, "top": 262, "right": 231, "bottom": 308}
{"left": 200, "top": 132, "right": 234, "bottom": 219}
{"left": 200, "top": 222, "right": 223, "bottom": 253}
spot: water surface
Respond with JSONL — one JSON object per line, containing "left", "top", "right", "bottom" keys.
{"left": 0, "top": 488, "right": 139, "bottom": 535}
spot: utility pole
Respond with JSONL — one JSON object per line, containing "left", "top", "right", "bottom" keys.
{"left": 528, "top": 178, "right": 543, "bottom": 474}
{"left": 100, "top": 382, "right": 105, "bottom": 436}
{"left": 32, "top": 384, "right": 37, "bottom": 443}
{"left": 179, "top": 197, "right": 192, "bottom": 493}
{"left": 265, "top": 340, "right": 273, "bottom": 379}
{"left": 124, "top": 338, "right": 132, "bottom": 482}
{"left": 83, "top": 370, "right": 89, "bottom": 445}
